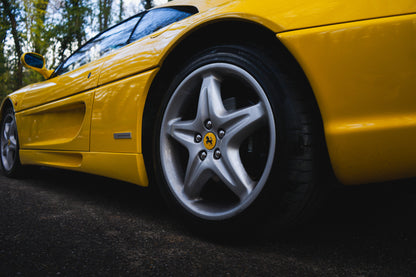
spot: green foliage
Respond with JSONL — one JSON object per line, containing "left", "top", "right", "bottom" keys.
{"left": 1, "top": 0, "right": 24, "bottom": 96}
{"left": 25, "top": 0, "right": 51, "bottom": 54}
{"left": 53, "top": 0, "right": 90, "bottom": 64}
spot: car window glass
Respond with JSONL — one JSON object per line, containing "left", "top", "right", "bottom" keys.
{"left": 129, "top": 7, "right": 196, "bottom": 43}
{"left": 91, "top": 16, "right": 141, "bottom": 58}
{"left": 56, "top": 14, "right": 142, "bottom": 76}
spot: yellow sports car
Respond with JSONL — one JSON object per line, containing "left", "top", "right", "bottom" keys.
{"left": 2, "top": 0, "right": 416, "bottom": 229}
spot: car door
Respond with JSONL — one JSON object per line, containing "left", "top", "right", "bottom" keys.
{"left": 90, "top": 7, "right": 198, "bottom": 153}
{"left": 16, "top": 14, "right": 142, "bottom": 152}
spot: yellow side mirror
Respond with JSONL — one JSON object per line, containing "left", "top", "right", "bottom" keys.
{"left": 21, "top": 52, "right": 54, "bottom": 79}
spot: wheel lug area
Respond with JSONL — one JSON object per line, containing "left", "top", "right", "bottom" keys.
{"left": 214, "top": 149, "right": 221, "bottom": 160}
{"left": 194, "top": 133, "right": 202, "bottom": 143}
{"left": 199, "top": 150, "right": 207, "bottom": 161}
{"left": 218, "top": 129, "right": 225, "bottom": 139}
{"left": 205, "top": 120, "right": 213, "bottom": 130}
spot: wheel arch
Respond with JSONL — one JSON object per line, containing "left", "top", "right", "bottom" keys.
{"left": 142, "top": 18, "right": 331, "bottom": 185}
{"left": 0, "top": 98, "right": 15, "bottom": 121}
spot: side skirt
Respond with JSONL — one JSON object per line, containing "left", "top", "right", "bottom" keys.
{"left": 19, "top": 150, "right": 148, "bottom": 186}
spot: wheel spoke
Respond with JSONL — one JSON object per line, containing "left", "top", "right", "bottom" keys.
{"left": 3, "top": 123, "right": 10, "bottom": 140}
{"left": 196, "top": 75, "right": 227, "bottom": 122}
{"left": 8, "top": 141, "right": 16, "bottom": 151}
{"left": 6, "top": 146, "right": 12, "bottom": 165}
{"left": 167, "top": 118, "right": 197, "bottom": 147}
{"left": 213, "top": 148, "right": 255, "bottom": 200}
{"left": 1, "top": 139, "right": 7, "bottom": 149}
{"left": 1, "top": 143, "right": 7, "bottom": 156}
{"left": 222, "top": 103, "right": 267, "bottom": 146}
{"left": 9, "top": 118, "right": 16, "bottom": 136}
{"left": 9, "top": 136, "right": 17, "bottom": 146}
{"left": 183, "top": 155, "right": 212, "bottom": 199}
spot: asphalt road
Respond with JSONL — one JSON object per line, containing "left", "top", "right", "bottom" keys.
{"left": 1, "top": 167, "right": 416, "bottom": 276}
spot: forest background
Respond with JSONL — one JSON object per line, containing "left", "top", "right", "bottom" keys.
{"left": 0, "top": 0, "right": 169, "bottom": 100}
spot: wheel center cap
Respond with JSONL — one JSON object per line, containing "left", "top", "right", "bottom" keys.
{"left": 204, "top": 132, "right": 216, "bottom": 150}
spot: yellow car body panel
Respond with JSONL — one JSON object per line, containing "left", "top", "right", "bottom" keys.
{"left": 278, "top": 14, "right": 416, "bottom": 184}
{"left": 91, "top": 69, "right": 158, "bottom": 153}
{"left": 2, "top": 0, "right": 416, "bottom": 187}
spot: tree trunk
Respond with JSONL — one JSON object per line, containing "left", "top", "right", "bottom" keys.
{"left": 0, "top": 5, "right": 8, "bottom": 72}
{"left": 118, "top": 0, "right": 123, "bottom": 22}
{"left": 1, "top": 0, "right": 22, "bottom": 90}
{"left": 99, "top": 0, "right": 113, "bottom": 32}
{"left": 0, "top": 4, "right": 10, "bottom": 97}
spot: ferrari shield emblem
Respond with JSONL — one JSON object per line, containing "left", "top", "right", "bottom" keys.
{"left": 204, "top": 132, "right": 216, "bottom": 150}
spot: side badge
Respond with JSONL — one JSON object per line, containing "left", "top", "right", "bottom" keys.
{"left": 114, "top": 132, "right": 132, "bottom": 139}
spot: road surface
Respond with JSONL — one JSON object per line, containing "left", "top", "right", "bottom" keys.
{"left": 1, "top": 167, "right": 416, "bottom": 276}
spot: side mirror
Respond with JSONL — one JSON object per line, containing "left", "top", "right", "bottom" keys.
{"left": 21, "top": 52, "right": 54, "bottom": 79}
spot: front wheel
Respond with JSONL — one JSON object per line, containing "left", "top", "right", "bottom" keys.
{"left": 160, "top": 62, "right": 276, "bottom": 221}
{"left": 152, "top": 44, "right": 326, "bottom": 231}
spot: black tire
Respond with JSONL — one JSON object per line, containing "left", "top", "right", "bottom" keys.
{"left": 1, "top": 107, "right": 23, "bottom": 177}
{"left": 151, "top": 44, "right": 328, "bottom": 232}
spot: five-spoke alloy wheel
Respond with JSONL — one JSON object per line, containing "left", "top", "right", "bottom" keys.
{"left": 160, "top": 62, "right": 276, "bottom": 220}
{"left": 1, "top": 108, "right": 22, "bottom": 177}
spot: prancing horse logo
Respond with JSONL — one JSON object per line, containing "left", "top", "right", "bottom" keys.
{"left": 203, "top": 132, "right": 216, "bottom": 150}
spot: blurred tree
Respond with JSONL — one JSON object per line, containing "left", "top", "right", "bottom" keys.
{"left": 30, "top": 0, "right": 50, "bottom": 54}
{"left": 54, "top": 0, "right": 90, "bottom": 64}
{"left": 98, "top": 0, "right": 112, "bottom": 31}
{"left": 0, "top": 2, "right": 11, "bottom": 98}
{"left": 1, "top": 0, "right": 23, "bottom": 90}
{"left": 21, "top": 0, "right": 51, "bottom": 84}
{"left": 118, "top": 0, "right": 123, "bottom": 22}
{"left": 21, "top": 0, "right": 50, "bottom": 54}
